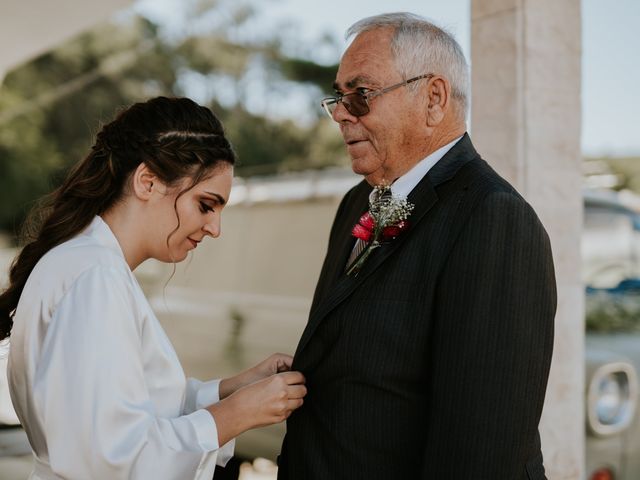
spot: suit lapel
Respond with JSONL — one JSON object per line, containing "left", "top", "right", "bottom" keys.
{"left": 295, "top": 180, "right": 438, "bottom": 357}
{"left": 296, "top": 134, "right": 479, "bottom": 358}
{"left": 326, "top": 184, "right": 372, "bottom": 286}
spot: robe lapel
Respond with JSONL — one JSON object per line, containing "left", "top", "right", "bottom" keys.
{"left": 295, "top": 134, "right": 478, "bottom": 358}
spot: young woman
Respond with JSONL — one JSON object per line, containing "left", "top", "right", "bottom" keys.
{"left": 0, "top": 97, "right": 306, "bottom": 480}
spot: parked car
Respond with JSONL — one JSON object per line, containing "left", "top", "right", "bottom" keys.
{"left": 583, "top": 190, "right": 640, "bottom": 480}
{"left": 2, "top": 177, "right": 640, "bottom": 480}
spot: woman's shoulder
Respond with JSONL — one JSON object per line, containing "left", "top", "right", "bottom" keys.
{"left": 44, "top": 237, "right": 126, "bottom": 274}
{"left": 27, "top": 230, "right": 132, "bottom": 299}
{"left": 15, "top": 233, "right": 136, "bottom": 326}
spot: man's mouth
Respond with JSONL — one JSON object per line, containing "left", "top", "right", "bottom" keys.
{"left": 346, "top": 139, "right": 366, "bottom": 146}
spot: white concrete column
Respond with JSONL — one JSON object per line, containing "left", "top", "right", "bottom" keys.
{"left": 471, "top": 1, "right": 583, "bottom": 479}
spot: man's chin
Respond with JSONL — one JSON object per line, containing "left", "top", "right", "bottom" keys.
{"left": 355, "top": 168, "right": 387, "bottom": 186}
{"left": 351, "top": 157, "right": 374, "bottom": 175}
{"left": 349, "top": 159, "right": 381, "bottom": 183}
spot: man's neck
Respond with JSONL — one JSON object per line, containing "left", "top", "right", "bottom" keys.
{"left": 390, "top": 134, "right": 464, "bottom": 198}
{"left": 391, "top": 124, "right": 467, "bottom": 182}
{"left": 419, "top": 124, "right": 467, "bottom": 161}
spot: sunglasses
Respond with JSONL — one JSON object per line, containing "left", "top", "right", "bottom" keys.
{"left": 320, "top": 74, "right": 433, "bottom": 118}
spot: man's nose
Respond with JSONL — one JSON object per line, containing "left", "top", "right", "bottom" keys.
{"left": 332, "top": 101, "right": 357, "bottom": 124}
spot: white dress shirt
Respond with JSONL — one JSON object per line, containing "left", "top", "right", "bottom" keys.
{"left": 8, "top": 216, "right": 234, "bottom": 480}
{"left": 390, "top": 135, "right": 463, "bottom": 199}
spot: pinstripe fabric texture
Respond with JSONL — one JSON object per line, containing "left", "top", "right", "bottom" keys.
{"left": 278, "top": 134, "right": 556, "bottom": 480}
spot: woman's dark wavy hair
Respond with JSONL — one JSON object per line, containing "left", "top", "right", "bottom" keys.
{"left": 0, "top": 96, "right": 236, "bottom": 340}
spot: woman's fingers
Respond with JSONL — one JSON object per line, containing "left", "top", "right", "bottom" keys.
{"left": 286, "top": 384, "right": 307, "bottom": 400}
{"left": 278, "top": 396, "right": 304, "bottom": 420}
{"left": 279, "top": 370, "right": 305, "bottom": 386}
{"left": 271, "top": 353, "right": 293, "bottom": 373}
{"left": 251, "top": 353, "right": 294, "bottom": 378}
{"left": 286, "top": 398, "right": 304, "bottom": 413}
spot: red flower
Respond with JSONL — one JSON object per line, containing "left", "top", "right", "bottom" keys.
{"left": 359, "top": 212, "right": 375, "bottom": 230}
{"left": 382, "top": 220, "right": 410, "bottom": 240}
{"left": 382, "top": 226, "right": 401, "bottom": 239}
{"left": 346, "top": 185, "right": 414, "bottom": 276}
{"left": 352, "top": 224, "right": 373, "bottom": 242}
{"left": 352, "top": 212, "right": 375, "bottom": 241}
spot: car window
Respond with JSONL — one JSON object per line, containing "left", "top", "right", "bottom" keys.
{"left": 584, "top": 202, "right": 640, "bottom": 332}
{"left": 583, "top": 206, "right": 637, "bottom": 288}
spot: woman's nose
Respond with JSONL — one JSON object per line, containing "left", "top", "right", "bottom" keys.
{"left": 203, "top": 217, "right": 221, "bottom": 238}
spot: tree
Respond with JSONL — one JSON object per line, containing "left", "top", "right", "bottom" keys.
{"left": 0, "top": 2, "right": 345, "bottom": 236}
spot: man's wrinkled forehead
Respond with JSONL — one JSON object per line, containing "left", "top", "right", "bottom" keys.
{"left": 334, "top": 30, "right": 397, "bottom": 91}
{"left": 332, "top": 74, "right": 379, "bottom": 92}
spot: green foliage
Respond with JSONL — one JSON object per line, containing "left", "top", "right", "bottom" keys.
{"left": 0, "top": 18, "right": 175, "bottom": 236}
{"left": 278, "top": 58, "right": 338, "bottom": 91}
{"left": 0, "top": 3, "right": 345, "bottom": 236}
{"left": 585, "top": 155, "right": 640, "bottom": 191}
{"left": 586, "top": 290, "right": 640, "bottom": 332}
{"left": 0, "top": 90, "right": 66, "bottom": 234}
{"left": 220, "top": 107, "right": 345, "bottom": 175}
{"left": 604, "top": 157, "right": 640, "bottom": 191}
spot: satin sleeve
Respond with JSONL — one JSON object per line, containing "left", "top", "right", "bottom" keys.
{"left": 33, "top": 265, "right": 222, "bottom": 479}
{"left": 184, "top": 378, "right": 235, "bottom": 466}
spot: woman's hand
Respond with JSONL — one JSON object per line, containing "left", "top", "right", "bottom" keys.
{"left": 219, "top": 353, "right": 293, "bottom": 399}
{"left": 208, "top": 371, "right": 307, "bottom": 446}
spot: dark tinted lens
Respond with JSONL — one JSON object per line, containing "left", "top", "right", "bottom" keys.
{"left": 342, "top": 92, "right": 369, "bottom": 116}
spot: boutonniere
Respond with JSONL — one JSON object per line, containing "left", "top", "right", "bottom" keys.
{"left": 346, "top": 185, "right": 414, "bottom": 276}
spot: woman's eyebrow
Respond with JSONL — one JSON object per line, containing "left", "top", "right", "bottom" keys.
{"left": 203, "top": 192, "right": 227, "bottom": 205}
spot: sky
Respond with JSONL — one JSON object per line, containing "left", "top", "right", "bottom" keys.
{"left": 581, "top": 0, "right": 639, "bottom": 156}
{"left": 133, "top": 0, "right": 640, "bottom": 157}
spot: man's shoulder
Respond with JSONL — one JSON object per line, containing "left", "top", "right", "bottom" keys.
{"left": 455, "top": 158, "right": 546, "bottom": 229}
{"left": 454, "top": 157, "right": 525, "bottom": 203}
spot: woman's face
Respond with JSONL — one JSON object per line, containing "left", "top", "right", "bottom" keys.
{"left": 149, "top": 163, "right": 233, "bottom": 263}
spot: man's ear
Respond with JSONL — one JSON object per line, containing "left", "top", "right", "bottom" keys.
{"left": 426, "top": 76, "right": 451, "bottom": 126}
{"left": 131, "top": 163, "right": 156, "bottom": 201}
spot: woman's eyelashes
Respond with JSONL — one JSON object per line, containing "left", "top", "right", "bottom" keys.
{"left": 199, "top": 201, "right": 214, "bottom": 214}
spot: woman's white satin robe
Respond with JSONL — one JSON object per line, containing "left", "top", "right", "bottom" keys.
{"left": 8, "top": 216, "right": 234, "bottom": 479}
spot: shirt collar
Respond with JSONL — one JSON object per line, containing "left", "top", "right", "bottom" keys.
{"left": 84, "top": 215, "right": 127, "bottom": 260}
{"left": 390, "top": 135, "right": 464, "bottom": 200}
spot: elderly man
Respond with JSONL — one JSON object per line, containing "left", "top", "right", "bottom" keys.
{"left": 278, "top": 12, "right": 556, "bottom": 480}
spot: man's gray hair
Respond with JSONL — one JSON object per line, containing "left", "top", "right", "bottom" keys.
{"left": 347, "top": 12, "right": 470, "bottom": 119}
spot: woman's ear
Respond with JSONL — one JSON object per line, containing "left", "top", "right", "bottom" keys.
{"left": 131, "top": 163, "right": 156, "bottom": 201}
{"left": 426, "top": 76, "right": 451, "bottom": 127}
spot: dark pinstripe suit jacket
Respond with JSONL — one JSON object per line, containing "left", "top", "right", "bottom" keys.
{"left": 278, "top": 134, "right": 556, "bottom": 480}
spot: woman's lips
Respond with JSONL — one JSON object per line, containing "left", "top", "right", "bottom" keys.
{"left": 188, "top": 238, "right": 198, "bottom": 249}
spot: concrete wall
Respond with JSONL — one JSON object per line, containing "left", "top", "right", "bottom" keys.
{"left": 471, "top": 0, "right": 584, "bottom": 478}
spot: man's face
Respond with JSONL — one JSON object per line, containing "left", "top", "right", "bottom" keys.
{"left": 332, "top": 28, "right": 427, "bottom": 185}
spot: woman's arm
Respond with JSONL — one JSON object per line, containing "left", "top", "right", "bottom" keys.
{"left": 208, "top": 370, "right": 306, "bottom": 446}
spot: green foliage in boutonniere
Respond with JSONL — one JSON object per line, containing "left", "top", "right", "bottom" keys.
{"left": 347, "top": 185, "right": 414, "bottom": 276}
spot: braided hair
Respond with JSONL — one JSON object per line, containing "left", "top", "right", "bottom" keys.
{"left": 0, "top": 97, "right": 236, "bottom": 340}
